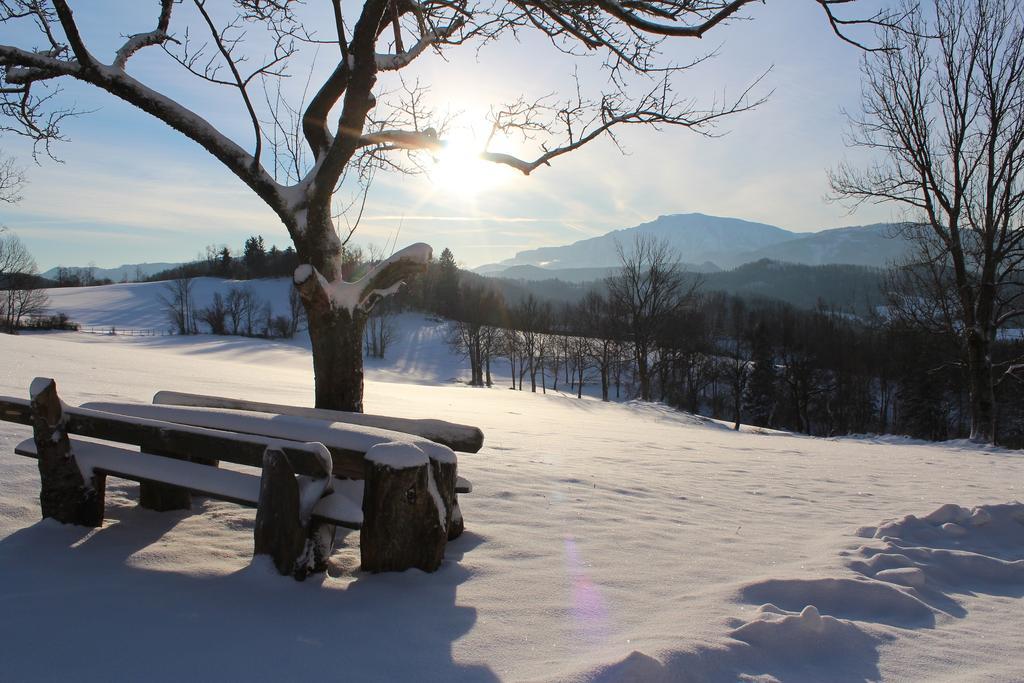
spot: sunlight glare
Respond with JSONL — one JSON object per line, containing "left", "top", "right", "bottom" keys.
{"left": 429, "top": 132, "right": 510, "bottom": 198}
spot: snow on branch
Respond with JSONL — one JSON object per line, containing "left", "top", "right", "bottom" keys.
{"left": 357, "top": 127, "right": 443, "bottom": 152}
{"left": 294, "top": 243, "right": 432, "bottom": 315}
{"left": 112, "top": 0, "right": 176, "bottom": 70}
{"left": 374, "top": 17, "right": 465, "bottom": 71}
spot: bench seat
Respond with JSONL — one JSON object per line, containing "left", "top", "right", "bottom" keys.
{"left": 15, "top": 438, "right": 364, "bottom": 529}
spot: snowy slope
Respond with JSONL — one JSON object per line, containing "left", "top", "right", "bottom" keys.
{"left": 44, "top": 277, "right": 295, "bottom": 331}
{"left": 0, "top": 329, "right": 1022, "bottom": 681}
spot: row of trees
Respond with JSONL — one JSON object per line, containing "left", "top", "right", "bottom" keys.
{"left": 169, "top": 237, "right": 303, "bottom": 282}
{"left": 160, "top": 275, "right": 305, "bottom": 339}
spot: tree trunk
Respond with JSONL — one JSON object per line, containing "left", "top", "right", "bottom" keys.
{"left": 966, "top": 331, "right": 996, "bottom": 443}
{"left": 601, "top": 359, "right": 609, "bottom": 402}
{"left": 307, "top": 306, "right": 367, "bottom": 412}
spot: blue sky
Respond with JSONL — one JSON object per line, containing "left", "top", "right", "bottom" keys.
{"left": 0, "top": 1, "right": 897, "bottom": 271}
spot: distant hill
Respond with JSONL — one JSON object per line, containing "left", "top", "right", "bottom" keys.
{"left": 697, "top": 260, "right": 886, "bottom": 312}
{"left": 41, "top": 262, "right": 183, "bottom": 283}
{"left": 474, "top": 259, "right": 887, "bottom": 314}
{"left": 475, "top": 213, "right": 914, "bottom": 274}
{"left": 735, "top": 224, "right": 909, "bottom": 269}
{"left": 477, "top": 214, "right": 794, "bottom": 272}
{"left": 490, "top": 261, "right": 719, "bottom": 284}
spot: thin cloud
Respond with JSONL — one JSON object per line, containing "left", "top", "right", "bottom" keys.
{"left": 360, "top": 215, "right": 548, "bottom": 223}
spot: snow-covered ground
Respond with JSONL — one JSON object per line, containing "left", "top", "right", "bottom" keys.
{"left": 1, "top": 295, "right": 1023, "bottom": 681}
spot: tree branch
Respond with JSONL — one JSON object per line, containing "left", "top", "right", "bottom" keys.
{"left": 113, "top": 0, "right": 176, "bottom": 70}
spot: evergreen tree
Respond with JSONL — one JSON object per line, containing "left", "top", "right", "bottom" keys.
{"left": 436, "top": 248, "right": 460, "bottom": 317}
{"left": 218, "top": 247, "right": 232, "bottom": 277}
{"left": 243, "top": 235, "right": 266, "bottom": 277}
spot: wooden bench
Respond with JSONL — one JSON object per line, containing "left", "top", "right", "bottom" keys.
{"left": 0, "top": 378, "right": 479, "bottom": 579}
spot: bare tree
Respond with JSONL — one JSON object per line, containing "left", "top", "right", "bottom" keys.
{"left": 0, "top": 1, "right": 889, "bottom": 411}
{"left": 365, "top": 301, "right": 396, "bottom": 358}
{"left": 578, "top": 290, "right": 618, "bottom": 401}
{"left": 500, "top": 325, "right": 521, "bottom": 390}
{"left": 199, "top": 291, "right": 229, "bottom": 334}
{"left": 832, "top": 0, "right": 1024, "bottom": 442}
{"left": 449, "top": 283, "right": 503, "bottom": 386}
{"left": 287, "top": 284, "right": 306, "bottom": 337}
{"left": 0, "top": 231, "right": 48, "bottom": 332}
{"left": 0, "top": 151, "right": 24, "bottom": 203}
{"left": 160, "top": 272, "right": 197, "bottom": 334}
{"left": 607, "top": 235, "right": 698, "bottom": 401}
{"left": 724, "top": 298, "right": 751, "bottom": 430}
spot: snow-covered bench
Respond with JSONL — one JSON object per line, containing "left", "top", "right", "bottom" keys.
{"left": 151, "top": 390, "right": 485, "bottom": 454}
{"left": 0, "top": 378, "right": 476, "bottom": 578}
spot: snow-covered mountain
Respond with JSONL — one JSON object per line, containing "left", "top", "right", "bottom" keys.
{"left": 734, "top": 223, "right": 910, "bottom": 269}
{"left": 475, "top": 213, "right": 914, "bottom": 274}
{"left": 477, "top": 214, "right": 794, "bottom": 272}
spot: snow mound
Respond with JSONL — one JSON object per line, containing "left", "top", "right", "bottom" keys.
{"left": 730, "top": 604, "right": 877, "bottom": 660}
{"left": 738, "top": 576, "right": 934, "bottom": 627}
{"left": 849, "top": 503, "right": 1024, "bottom": 599}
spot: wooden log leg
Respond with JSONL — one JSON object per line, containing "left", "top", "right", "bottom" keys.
{"left": 139, "top": 449, "right": 192, "bottom": 512}
{"left": 254, "top": 448, "right": 332, "bottom": 580}
{"left": 360, "top": 444, "right": 448, "bottom": 573}
{"left": 426, "top": 451, "right": 460, "bottom": 541}
{"left": 254, "top": 448, "right": 306, "bottom": 576}
{"left": 30, "top": 378, "right": 105, "bottom": 527}
{"left": 304, "top": 520, "right": 337, "bottom": 575}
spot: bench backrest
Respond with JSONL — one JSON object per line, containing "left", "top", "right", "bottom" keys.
{"left": 0, "top": 396, "right": 332, "bottom": 477}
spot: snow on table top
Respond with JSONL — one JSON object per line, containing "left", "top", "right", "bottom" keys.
{"left": 80, "top": 401, "right": 457, "bottom": 463}
{"left": 365, "top": 441, "right": 428, "bottom": 469}
{"left": 67, "top": 403, "right": 333, "bottom": 463}
{"left": 1, "top": 329, "right": 1023, "bottom": 682}
{"left": 152, "top": 391, "right": 483, "bottom": 452}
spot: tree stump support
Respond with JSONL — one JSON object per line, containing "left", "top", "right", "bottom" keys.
{"left": 360, "top": 443, "right": 457, "bottom": 573}
{"left": 30, "top": 377, "right": 105, "bottom": 527}
{"left": 253, "top": 447, "right": 335, "bottom": 580}
{"left": 139, "top": 447, "right": 193, "bottom": 512}
{"left": 449, "top": 499, "right": 465, "bottom": 541}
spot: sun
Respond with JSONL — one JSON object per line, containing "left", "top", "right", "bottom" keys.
{"left": 428, "top": 131, "right": 510, "bottom": 198}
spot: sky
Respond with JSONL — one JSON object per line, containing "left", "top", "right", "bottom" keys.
{"left": 0, "top": 1, "right": 898, "bottom": 272}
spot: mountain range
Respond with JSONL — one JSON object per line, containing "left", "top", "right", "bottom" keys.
{"left": 474, "top": 213, "right": 912, "bottom": 277}
{"left": 41, "top": 262, "right": 183, "bottom": 283}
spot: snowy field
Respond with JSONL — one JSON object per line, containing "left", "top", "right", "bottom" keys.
{"left": 0, "top": 287, "right": 1023, "bottom": 681}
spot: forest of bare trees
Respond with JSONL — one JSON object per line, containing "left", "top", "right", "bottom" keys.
{"left": 433, "top": 240, "right": 1024, "bottom": 448}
